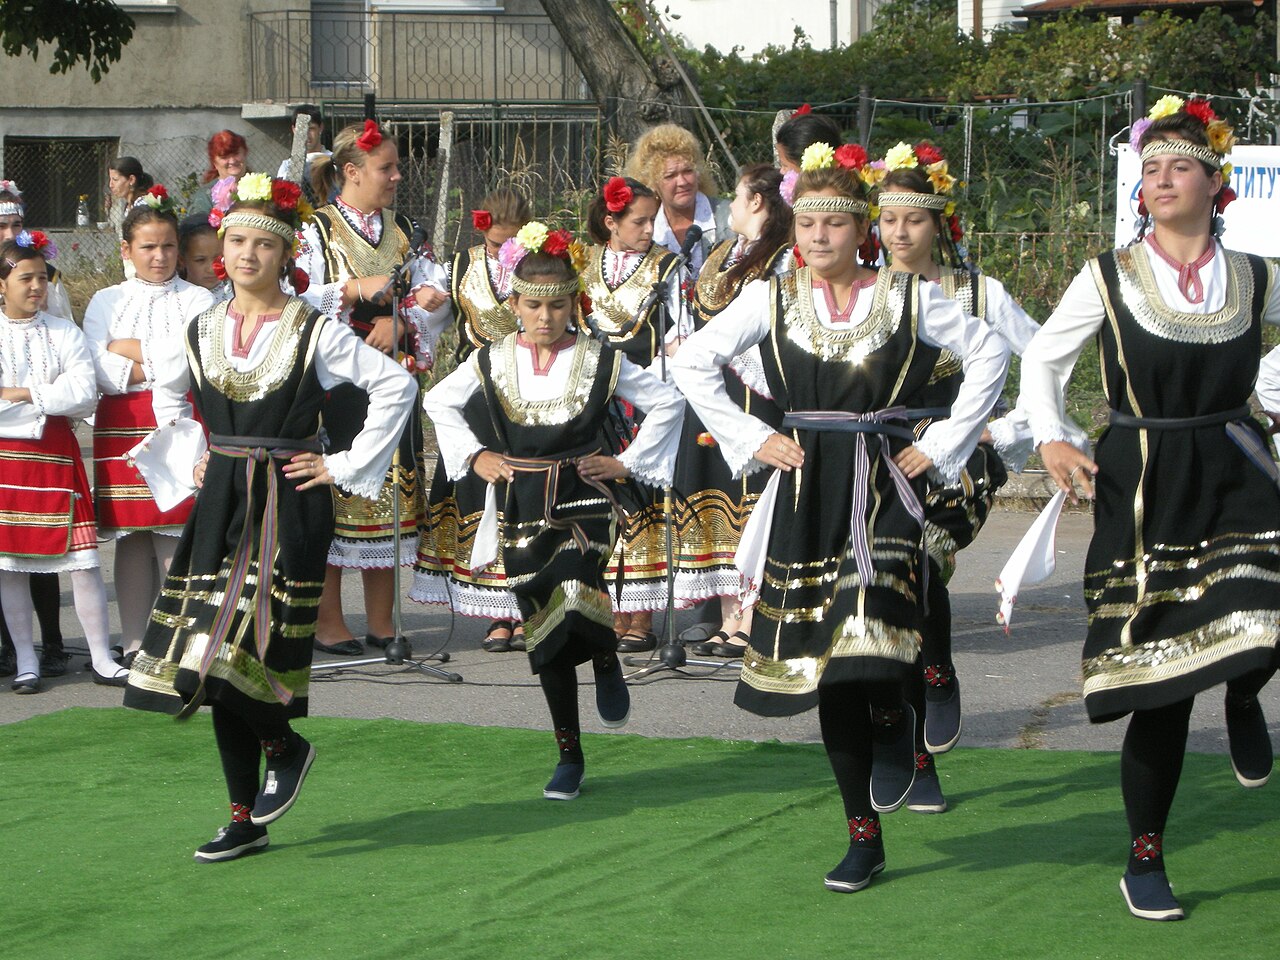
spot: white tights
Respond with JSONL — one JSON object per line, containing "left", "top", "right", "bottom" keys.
{"left": 0, "top": 567, "right": 124, "bottom": 679}
{"left": 114, "top": 531, "right": 178, "bottom": 653}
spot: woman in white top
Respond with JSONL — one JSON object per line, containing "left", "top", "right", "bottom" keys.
{"left": 84, "top": 196, "right": 216, "bottom": 665}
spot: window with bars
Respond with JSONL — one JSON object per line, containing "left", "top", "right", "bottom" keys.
{"left": 2, "top": 137, "right": 118, "bottom": 229}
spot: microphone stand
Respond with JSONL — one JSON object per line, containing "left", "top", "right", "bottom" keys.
{"left": 313, "top": 240, "right": 461, "bottom": 683}
{"left": 621, "top": 265, "right": 728, "bottom": 679}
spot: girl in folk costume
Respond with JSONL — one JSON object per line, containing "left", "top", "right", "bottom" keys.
{"left": 672, "top": 143, "right": 1008, "bottom": 893}
{"left": 123, "top": 179, "right": 416, "bottom": 862}
{"left": 297, "top": 120, "right": 451, "bottom": 656}
{"left": 84, "top": 191, "right": 217, "bottom": 666}
{"left": 412, "top": 188, "right": 532, "bottom": 652}
{"left": 423, "top": 226, "right": 684, "bottom": 800}
{"left": 674, "top": 163, "right": 792, "bottom": 658}
{"left": 872, "top": 140, "right": 1066, "bottom": 813}
{"left": 580, "top": 176, "right": 687, "bottom": 651}
{"left": 0, "top": 235, "right": 131, "bottom": 692}
{"left": 179, "top": 214, "right": 232, "bottom": 301}
{"left": 1020, "top": 99, "right": 1280, "bottom": 921}
{"left": 0, "top": 180, "right": 74, "bottom": 320}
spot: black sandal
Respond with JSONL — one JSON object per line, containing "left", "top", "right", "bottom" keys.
{"left": 616, "top": 630, "right": 658, "bottom": 653}
{"left": 482, "top": 620, "right": 515, "bottom": 653}
{"left": 690, "top": 631, "right": 730, "bottom": 656}
{"left": 710, "top": 631, "right": 750, "bottom": 658}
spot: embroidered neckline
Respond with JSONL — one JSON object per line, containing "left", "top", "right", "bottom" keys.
{"left": 1145, "top": 234, "right": 1215, "bottom": 306}
{"left": 516, "top": 333, "right": 577, "bottom": 376}
{"left": 603, "top": 247, "right": 644, "bottom": 290}
{"left": 1107, "top": 245, "right": 1252, "bottom": 345}
{"left": 336, "top": 197, "right": 383, "bottom": 244}
{"left": 226, "top": 304, "right": 283, "bottom": 358}
{"left": 778, "top": 267, "right": 909, "bottom": 364}
{"left": 489, "top": 332, "right": 604, "bottom": 425}
{"left": 813, "top": 276, "right": 878, "bottom": 324}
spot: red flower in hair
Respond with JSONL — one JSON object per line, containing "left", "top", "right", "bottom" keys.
{"left": 579, "top": 292, "right": 593, "bottom": 316}
{"left": 792, "top": 243, "right": 805, "bottom": 268}
{"left": 27, "top": 230, "right": 51, "bottom": 251}
{"left": 271, "top": 179, "right": 302, "bottom": 211}
{"left": 834, "top": 143, "right": 868, "bottom": 171}
{"left": 543, "top": 229, "right": 572, "bottom": 258}
{"left": 1184, "top": 98, "right": 1217, "bottom": 127}
{"left": 472, "top": 209, "right": 492, "bottom": 232}
{"left": 147, "top": 184, "right": 169, "bottom": 201}
{"left": 355, "top": 119, "right": 383, "bottom": 152}
{"left": 948, "top": 214, "right": 964, "bottom": 243}
{"left": 208, "top": 208, "right": 224, "bottom": 229}
{"left": 858, "top": 233, "right": 880, "bottom": 265}
{"left": 292, "top": 266, "right": 310, "bottom": 294}
{"left": 212, "top": 255, "right": 227, "bottom": 281}
{"left": 1216, "top": 185, "right": 1237, "bottom": 214}
{"left": 1137, "top": 189, "right": 1148, "bottom": 218}
{"left": 603, "top": 176, "right": 633, "bottom": 213}
{"left": 914, "top": 143, "right": 944, "bottom": 166}
{"left": 794, "top": 103, "right": 812, "bottom": 116}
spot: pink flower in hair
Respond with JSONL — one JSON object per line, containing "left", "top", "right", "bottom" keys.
{"left": 1129, "top": 118, "right": 1152, "bottom": 154}
{"left": 497, "top": 236, "right": 525, "bottom": 272}
{"left": 780, "top": 169, "right": 799, "bottom": 207}
{"left": 211, "top": 175, "right": 237, "bottom": 212}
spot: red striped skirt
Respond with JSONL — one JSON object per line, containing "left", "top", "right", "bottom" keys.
{"left": 0, "top": 417, "right": 98, "bottom": 559}
{"left": 93, "top": 391, "right": 194, "bottom": 532}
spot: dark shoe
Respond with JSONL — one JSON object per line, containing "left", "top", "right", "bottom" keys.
{"left": 690, "top": 631, "right": 730, "bottom": 656}
{"left": 0, "top": 645, "right": 15, "bottom": 678}
{"left": 1120, "top": 870, "right": 1184, "bottom": 921}
{"left": 710, "top": 630, "right": 750, "bottom": 658}
{"left": 110, "top": 644, "right": 124, "bottom": 663}
{"left": 508, "top": 631, "right": 526, "bottom": 652}
{"left": 194, "top": 820, "right": 270, "bottom": 863}
{"left": 39, "top": 643, "right": 69, "bottom": 678}
{"left": 366, "top": 633, "right": 392, "bottom": 650}
{"left": 544, "top": 762, "right": 584, "bottom": 800}
{"left": 91, "top": 664, "right": 129, "bottom": 687}
{"left": 870, "top": 703, "right": 917, "bottom": 813}
{"left": 1226, "top": 693, "right": 1273, "bottom": 788}
{"left": 481, "top": 620, "right": 514, "bottom": 653}
{"left": 11, "top": 672, "right": 40, "bottom": 694}
{"left": 251, "top": 737, "right": 316, "bottom": 826}
{"left": 616, "top": 630, "right": 657, "bottom": 653}
{"left": 924, "top": 674, "right": 962, "bottom": 754}
{"left": 594, "top": 655, "right": 631, "bottom": 728}
{"left": 120, "top": 650, "right": 138, "bottom": 670}
{"left": 678, "top": 621, "right": 720, "bottom": 645}
{"left": 906, "top": 753, "right": 948, "bottom": 813}
{"left": 313, "top": 638, "right": 364, "bottom": 656}
{"left": 824, "top": 843, "right": 886, "bottom": 893}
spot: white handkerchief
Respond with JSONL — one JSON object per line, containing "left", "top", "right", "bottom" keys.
{"left": 995, "top": 489, "right": 1068, "bottom": 631}
{"left": 735, "top": 468, "right": 781, "bottom": 607}
{"left": 470, "top": 483, "right": 500, "bottom": 573}
{"left": 126, "top": 418, "right": 206, "bottom": 512}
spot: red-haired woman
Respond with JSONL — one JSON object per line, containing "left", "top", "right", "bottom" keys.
{"left": 186, "top": 130, "right": 249, "bottom": 221}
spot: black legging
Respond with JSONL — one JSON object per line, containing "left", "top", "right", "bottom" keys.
{"left": 818, "top": 680, "right": 902, "bottom": 822}
{"left": 1121, "top": 697, "right": 1194, "bottom": 865}
{"left": 0, "top": 572, "right": 63, "bottom": 652}
{"left": 211, "top": 703, "right": 294, "bottom": 808}
{"left": 537, "top": 648, "right": 585, "bottom": 764}
{"left": 920, "top": 560, "right": 951, "bottom": 669}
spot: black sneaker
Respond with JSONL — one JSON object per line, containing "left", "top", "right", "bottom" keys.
{"left": 906, "top": 753, "right": 948, "bottom": 813}
{"left": 924, "top": 674, "right": 962, "bottom": 754}
{"left": 194, "top": 821, "right": 270, "bottom": 863}
{"left": 251, "top": 737, "right": 316, "bottom": 826}
{"left": 0, "top": 645, "right": 16, "bottom": 678}
{"left": 593, "top": 655, "right": 631, "bottom": 728}
{"left": 1226, "top": 693, "right": 1273, "bottom": 788}
{"left": 824, "top": 843, "right": 886, "bottom": 893}
{"left": 544, "top": 762, "right": 584, "bottom": 800}
{"left": 39, "top": 643, "right": 69, "bottom": 678}
{"left": 1120, "top": 870, "right": 1184, "bottom": 921}
{"left": 870, "top": 703, "right": 917, "bottom": 813}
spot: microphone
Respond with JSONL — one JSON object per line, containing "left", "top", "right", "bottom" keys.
{"left": 678, "top": 224, "right": 703, "bottom": 261}
{"left": 375, "top": 220, "right": 430, "bottom": 301}
{"left": 408, "top": 223, "right": 429, "bottom": 257}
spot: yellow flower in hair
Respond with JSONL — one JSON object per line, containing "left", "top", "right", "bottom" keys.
{"left": 859, "top": 165, "right": 887, "bottom": 187}
{"left": 926, "top": 161, "right": 956, "bottom": 196}
{"left": 1148, "top": 95, "right": 1185, "bottom": 120}
{"left": 296, "top": 197, "right": 315, "bottom": 223}
{"left": 868, "top": 204, "right": 880, "bottom": 219}
{"left": 800, "top": 142, "right": 835, "bottom": 172}
{"left": 944, "top": 201, "right": 956, "bottom": 218}
{"left": 883, "top": 142, "right": 918, "bottom": 171}
{"left": 1206, "top": 120, "right": 1237, "bottom": 156}
{"left": 515, "top": 220, "right": 549, "bottom": 254}
{"left": 1221, "top": 162, "right": 1234, "bottom": 182}
{"left": 567, "top": 239, "right": 588, "bottom": 274}
{"left": 237, "top": 172, "right": 273, "bottom": 202}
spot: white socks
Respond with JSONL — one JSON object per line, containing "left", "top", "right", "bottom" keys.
{"left": 114, "top": 532, "right": 178, "bottom": 654}
{"left": 70, "top": 568, "right": 126, "bottom": 679}
{"left": 0, "top": 571, "right": 39, "bottom": 680}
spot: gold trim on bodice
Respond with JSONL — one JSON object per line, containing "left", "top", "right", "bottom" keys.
{"left": 1111, "top": 245, "right": 1253, "bottom": 344}
{"left": 776, "top": 266, "right": 909, "bottom": 365}
{"left": 930, "top": 270, "right": 985, "bottom": 383}
{"left": 314, "top": 205, "right": 410, "bottom": 280}
{"left": 193, "top": 299, "right": 321, "bottom": 403}
{"left": 454, "top": 245, "right": 518, "bottom": 349}
{"left": 694, "top": 239, "right": 788, "bottom": 320}
{"left": 581, "top": 245, "right": 675, "bottom": 343}
{"left": 487, "top": 332, "right": 613, "bottom": 427}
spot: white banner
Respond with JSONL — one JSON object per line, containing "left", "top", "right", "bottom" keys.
{"left": 1114, "top": 144, "right": 1280, "bottom": 257}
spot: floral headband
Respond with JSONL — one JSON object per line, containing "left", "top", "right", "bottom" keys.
{"left": 472, "top": 209, "right": 493, "bottom": 231}
{"left": 139, "top": 184, "right": 179, "bottom": 216}
{"left": 603, "top": 177, "right": 633, "bottom": 213}
{"left": 210, "top": 173, "right": 315, "bottom": 246}
{"left": 1131, "top": 96, "right": 1237, "bottom": 214}
{"left": 0, "top": 178, "right": 23, "bottom": 218}
{"left": 9, "top": 229, "right": 57, "bottom": 263}
{"left": 355, "top": 119, "right": 383, "bottom": 152}
{"left": 499, "top": 221, "right": 585, "bottom": 297}
{"left": 791, "top": 142, "right": 871, "bottom": 216}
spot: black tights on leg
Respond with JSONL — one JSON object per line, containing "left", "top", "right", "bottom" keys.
{"left": 920, "top": 561, "right": 952, "bottom": 669}
{"left": 1121, "top": 697, "right": 1194, "bottom": 874}
{"left": 818, "top": 683, "right": 874, "bottom": 823}
{"left": 538, "top": 652, "right": 583, "bottom": 764}
{"left": 211, "top": 704, "right": 262, "bottom": 810}
{"left": 29, "top": 573, "right": 62, "bottom": 647}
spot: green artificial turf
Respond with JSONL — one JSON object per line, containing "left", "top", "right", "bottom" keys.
{"left": 2, "top": 708, "right": 1277, "bottom": 959}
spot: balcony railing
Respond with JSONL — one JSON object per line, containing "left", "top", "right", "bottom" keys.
{"left": 248, "top": 9, "right": 593, "bottom": 105}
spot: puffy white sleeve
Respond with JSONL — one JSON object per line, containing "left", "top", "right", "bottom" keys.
{"left": 671, "top": 279, "right": 777, "bottom": 478}
{"left": 1256, "top": 259, "right": 1280, "bottom": 409}
{"left": 421, "top": 355, "right": 486, "bottom": 481}
{"left": 313, "top": 319, "right": 418, "bottom": 499}
{"left": 614, "top": 357, "right": 686, "bottom": 487}
{"left": 913, "top": 282, "right": 1011, "bottom": 484}
{"left": 31, "top": 318, "right": 98, "bottom": 421}
{"left": 148, "top": 324, "right": 196, "bottom": 427}
{"left": 983, "top": 277, "right": 1042, "bottom": 355}
{"left": 404, "top": 253, "right": 453, "bottom": 361}
{"left": 296, "top": 222, "right": 346, "bottom": 318}
{"left": 1019, "top": 265, "right": 1107, "bottom": 449}
{"left": 82, "top": 289, "right": 135, "bottom": 395}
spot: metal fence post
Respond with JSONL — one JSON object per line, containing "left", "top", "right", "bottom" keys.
{"left": 1132, "top": 80, "right": 1147, "bottom": 124}
{"left": 433, "top": 111, "right": 455, "bottom": 256}
{"left": 858, "top": 85, "right": 872, "bottom": 145}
